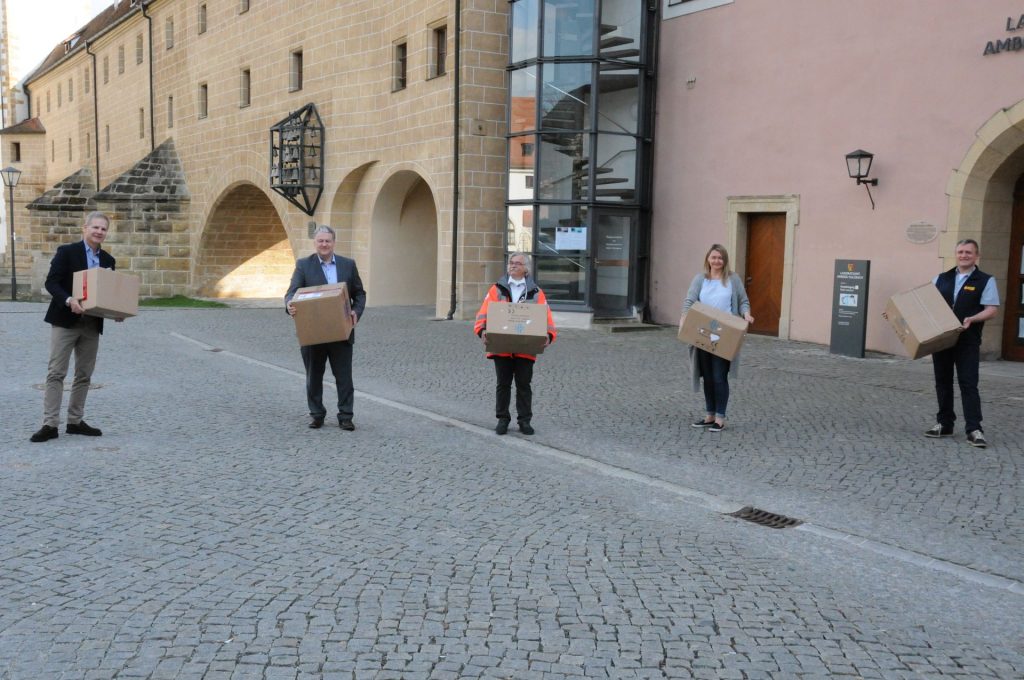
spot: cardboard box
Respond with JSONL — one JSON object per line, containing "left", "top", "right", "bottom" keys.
{"left": 484, "top": 302, "right": 549, "bottom": 355}
{"left": 291, "top": 282, "right": 354, "bottom": 346}
{"left": 884, "top": 284, "right": 963, "bottom": 359}
{"left": 72, "top": 268, "right": 139, "bottom": 320}
{"left": 677, "top": 301, "right": 748, "bottom": 360}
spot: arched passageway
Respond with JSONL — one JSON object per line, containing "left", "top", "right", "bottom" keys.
{"left": 196, "top": 184, "right": 293, "bottom": 298}
{"left": 369, "top": 172, "right": 438, "bottom": 305}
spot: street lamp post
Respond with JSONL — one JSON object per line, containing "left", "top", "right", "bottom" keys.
{"left": 1, "top": 166, "right": 22, "bottom": 301}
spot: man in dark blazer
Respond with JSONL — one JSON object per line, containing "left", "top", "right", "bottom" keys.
{"left": 31, "top": 211, "right": 119, "bottom": 443}
{"left": 285, "top": 225, "right": 367, "bottom": 430}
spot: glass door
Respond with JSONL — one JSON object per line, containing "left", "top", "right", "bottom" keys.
{"left": 591, "top": 208, "right": 635, "bottom": 317}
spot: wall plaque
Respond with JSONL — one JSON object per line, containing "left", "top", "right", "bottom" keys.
{"left": 905, "top": 221, "right": 938, "bottom": 244}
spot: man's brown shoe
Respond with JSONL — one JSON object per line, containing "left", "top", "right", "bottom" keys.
{"left": 30, "top": 425, "right": 59, "bottom": 442}
{"left": 309, "top": 417, "right": 325, "bottom": 429}
{"left": 67, "top": 421, "right": 102, "bottom": 436}
{"left": 339, "top": 419, "right": 355, "bottom": 431}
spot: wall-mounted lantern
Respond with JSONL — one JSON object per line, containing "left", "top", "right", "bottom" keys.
{"left": 270, "top": 103, "right": 324, "bottom": 216}
{"left": 845, "top": 149, "right": 878, "bottom": 210}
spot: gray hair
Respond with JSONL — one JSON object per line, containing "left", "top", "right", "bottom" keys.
{"left": 508, "top": 251, "right": 532, "bottom": 274}
{"left": 313, "top": 224, "right": 336, "bottom": 240}
{"left": 83, "top": 211, "right": 110, "bottom": 227}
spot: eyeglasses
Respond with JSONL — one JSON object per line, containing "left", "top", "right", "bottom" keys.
{"left": 508, "top": 261, "right": 526, "bottom": 267}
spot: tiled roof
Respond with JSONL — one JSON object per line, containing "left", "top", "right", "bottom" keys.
{"left": 24, "top": 2, "right": 140, "bottom": 86}
{"left": 0, "top": 117, "right": 46, "bottom": 135}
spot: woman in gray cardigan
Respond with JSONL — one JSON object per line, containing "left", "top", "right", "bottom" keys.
{"left": 681, "top": 244, "right": 754, "bottom": 432}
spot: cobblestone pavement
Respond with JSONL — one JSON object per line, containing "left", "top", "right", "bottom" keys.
{"left": 1, "top": 302, "right": 1022, "bottom": 679}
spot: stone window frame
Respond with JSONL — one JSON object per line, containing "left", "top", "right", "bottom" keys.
{"left": 136, "top": 34, "right": 144, "bottom": 65}
{"left": 239, "top": 68, "right": 251, "bottom": 108}
{"left": 118, "top": 45, "right": 125, "bottom": 74}
{"left": 289, "top": 49, "right": 303, "bottom": 92}
{"left": 393, "top": 39, "right": 408, "bottom": 92}
{"left": 198, "top": 82, "right": 209, "bottom": 119}
{"left": 168, "top": 95, "right": 174, "bottom": 128}
{"left": 198, "top": 3, "right": 207, "bottom": 35}
{"left": 166, "top": 17, "right": 175, "bottom": 49}
{"left": 428, "top": 22, "right": 447, "bottom": 79}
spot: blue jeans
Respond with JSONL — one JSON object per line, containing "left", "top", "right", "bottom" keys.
{"left": 696, "top": 349, "right": 731, "bottom": 418}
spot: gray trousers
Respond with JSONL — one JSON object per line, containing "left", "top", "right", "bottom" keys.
{"left": 43, "top": 317, "right": 101, "bottom": 427}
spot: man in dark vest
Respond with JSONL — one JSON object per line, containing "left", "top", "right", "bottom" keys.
{"left": 926, "top": 239, "right": 1000, "bottom": 448}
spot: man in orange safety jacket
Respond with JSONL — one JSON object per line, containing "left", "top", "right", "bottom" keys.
{"left": 474, "top": 252, "right": 557, "bottom": 435}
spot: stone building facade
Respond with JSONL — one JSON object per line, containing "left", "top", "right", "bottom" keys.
{"left": 2, "top": 0, "right": 509, "bottom": 317}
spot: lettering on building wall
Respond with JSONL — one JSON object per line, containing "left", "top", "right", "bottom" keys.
{"left": 983, "top": 15, "right": 1024, "bottom": 55}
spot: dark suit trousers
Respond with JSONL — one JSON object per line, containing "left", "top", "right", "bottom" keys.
{"left": 301, "top": 341, "right": 354, "bottom": 420}
{"left": 932, "top": 337, "right": 982, "bottom": 433}
{"left": 493, "top": 356, "right": 533, "bottom": 423}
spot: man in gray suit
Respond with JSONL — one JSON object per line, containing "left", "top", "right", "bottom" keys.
{"left": 285, "top": 225, "right": 367, "bottom": 430}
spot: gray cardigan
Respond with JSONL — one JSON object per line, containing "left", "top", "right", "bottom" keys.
{"left": 681, "top": 272, "right": 751, "bottom": 392}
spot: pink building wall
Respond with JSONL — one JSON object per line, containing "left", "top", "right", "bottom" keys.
{"left": 652, "top": 0, "right": 1024, "bottom": 355}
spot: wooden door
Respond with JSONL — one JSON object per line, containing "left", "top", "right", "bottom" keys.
{"left": 1003, "top": 180, "right": 1024, "bottom": 361}
{"left": 745, "top": 213, "right": 785, "bottom": 336}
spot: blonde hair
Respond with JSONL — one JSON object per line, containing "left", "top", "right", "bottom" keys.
{"left": 702, "top": 243, "right": 732, "bottom": 281}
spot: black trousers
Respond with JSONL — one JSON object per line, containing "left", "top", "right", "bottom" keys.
{"left": 301, "top": 341, "right": 354, "bottom": 420}
{"left": 931, "top": 337, "right": 982, "bottom": 433}
{"left": 493, "top": 356, "right": 533, "bottom": 423}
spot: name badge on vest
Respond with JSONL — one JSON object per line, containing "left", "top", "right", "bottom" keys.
{"left": 963, "top": 285, "right": 975, "bottom": 291}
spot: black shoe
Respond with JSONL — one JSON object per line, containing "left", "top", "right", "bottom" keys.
{"left": 708, "top": 421, "right": 725, "bottom": 433}
{"left": 67, "top": 421, "right": 102, "bottom": 436}
{"left": 495, "top": 419, "right": 510, "bottom": 435}
{"left": 339, "top": 419, "right": 356, "bottom": 431}
{"left": 518, "top": 421, "right": 535, "bottom": 435}
{"left": 309, "top": 417, "right": 325, "bottom": 429}
{"left": 924, "top": 423, "right": 954, "bottom": 438}
{"left": 691, "top": 418, "right": 715, "bottom": 428}
{"left": 966, "top": 430, "right": 987, "bottom": 448}
{"left": 30, "top": 425, "right": 59, "bottom": 443}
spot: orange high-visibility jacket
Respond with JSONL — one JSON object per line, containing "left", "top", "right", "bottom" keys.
{"left": 474, "top": 278, "right": 558, "bottom": 360}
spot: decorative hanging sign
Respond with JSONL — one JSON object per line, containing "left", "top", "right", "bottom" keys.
{"left": 269, "top": 103, "right": 324, "bottom": 215}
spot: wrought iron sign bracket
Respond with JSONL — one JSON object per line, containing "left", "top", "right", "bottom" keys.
{"left": 269, "top": 103, "right": 324, "bottom": 216}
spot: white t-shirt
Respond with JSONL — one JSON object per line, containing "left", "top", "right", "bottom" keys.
{"left": 508, "top": 278, "right": 527, "bottom": 303}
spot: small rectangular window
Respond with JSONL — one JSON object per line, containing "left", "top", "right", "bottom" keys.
{"left": 11, "top": 142, "right": 21, "bottom": 162}
{"left": 198, "top": 83, "right": 208, "bottom": 118}
{"left": 289, "top": 50, "right": 303, "bottom": 92}
{"left": 432, "top": 26, "right": 447, "bottom": 78}
{"left": 52, "top": 140, "right": 55, "bottom": 162}
{"left": 68, "top": 137, "right": 73, "bottom": 161}
{"left": 57, "top": 83, "right": 62, "bottom": 107}
{"left": 198, "top": 4, "right": 207, "bottom": 34}
{"left": 139, "top": 108, "right": 145, "bottom": 139}
{"left": 166, "top": 17, "right": 175, "bottom": 48}
{"left": 69, "top": 78, "right": 74, "bottom": 102}
{"left": 168, "top": 95, "right": 174, "bottom": 128}
{"left": 84, "top": 67, "right": 90, "bottom": 94}
{"left": 105, "top": 124, "right": 110, "bottom": 152}
{"left": 85, "top": 133, "right": 91, "bottom": 158}
{"left": 136, "top": 34, "right": 144, "bottom": 64}
{"left": 239, "top": 0, "right": 249, "bottom": 13}
{"left": 118, "top": 45, "right": 125, "bottom": 74}
{"left": 239, "top": 68, "right": 251, "bottom": 107}
{"left": 393, "top": 41, "right": 407, "bottom": 91}
{"left": 46, "top": 90, "right": 51, "bottom": 112}
{"left": 103, "top": 56, "right": 109, "bottom": 83}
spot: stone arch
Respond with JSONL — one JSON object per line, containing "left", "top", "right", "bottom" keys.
{"left": 329, "top": 161, "right": 377, "bottom": 265}
{"left": 368, "top": 168, "right": 439, "bottom": 305}
{"left": 945, "top": 100, "right": 1024, "bottom": 356}
{"left": 195, "top": 182, "right": 293, "bottom": 297}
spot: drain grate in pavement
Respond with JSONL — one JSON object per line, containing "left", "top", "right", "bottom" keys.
{"left": 727, "top": 506, "right": 803, "bottom": 529}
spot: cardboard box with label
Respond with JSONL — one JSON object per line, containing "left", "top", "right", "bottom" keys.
{"left": 484, "top": 302, "right": 549, "bottom": 355}
{"left": 884, "top": 283, "right": 963, "bottom": 359}
{"left": 72, "top": 268, "right": 139, "bottom": 319}
{"left": 291, "top": 282, "right": 354, "bottom": 346}
{"left": 677, "top": 301, "right": 748, "bottom": 361}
